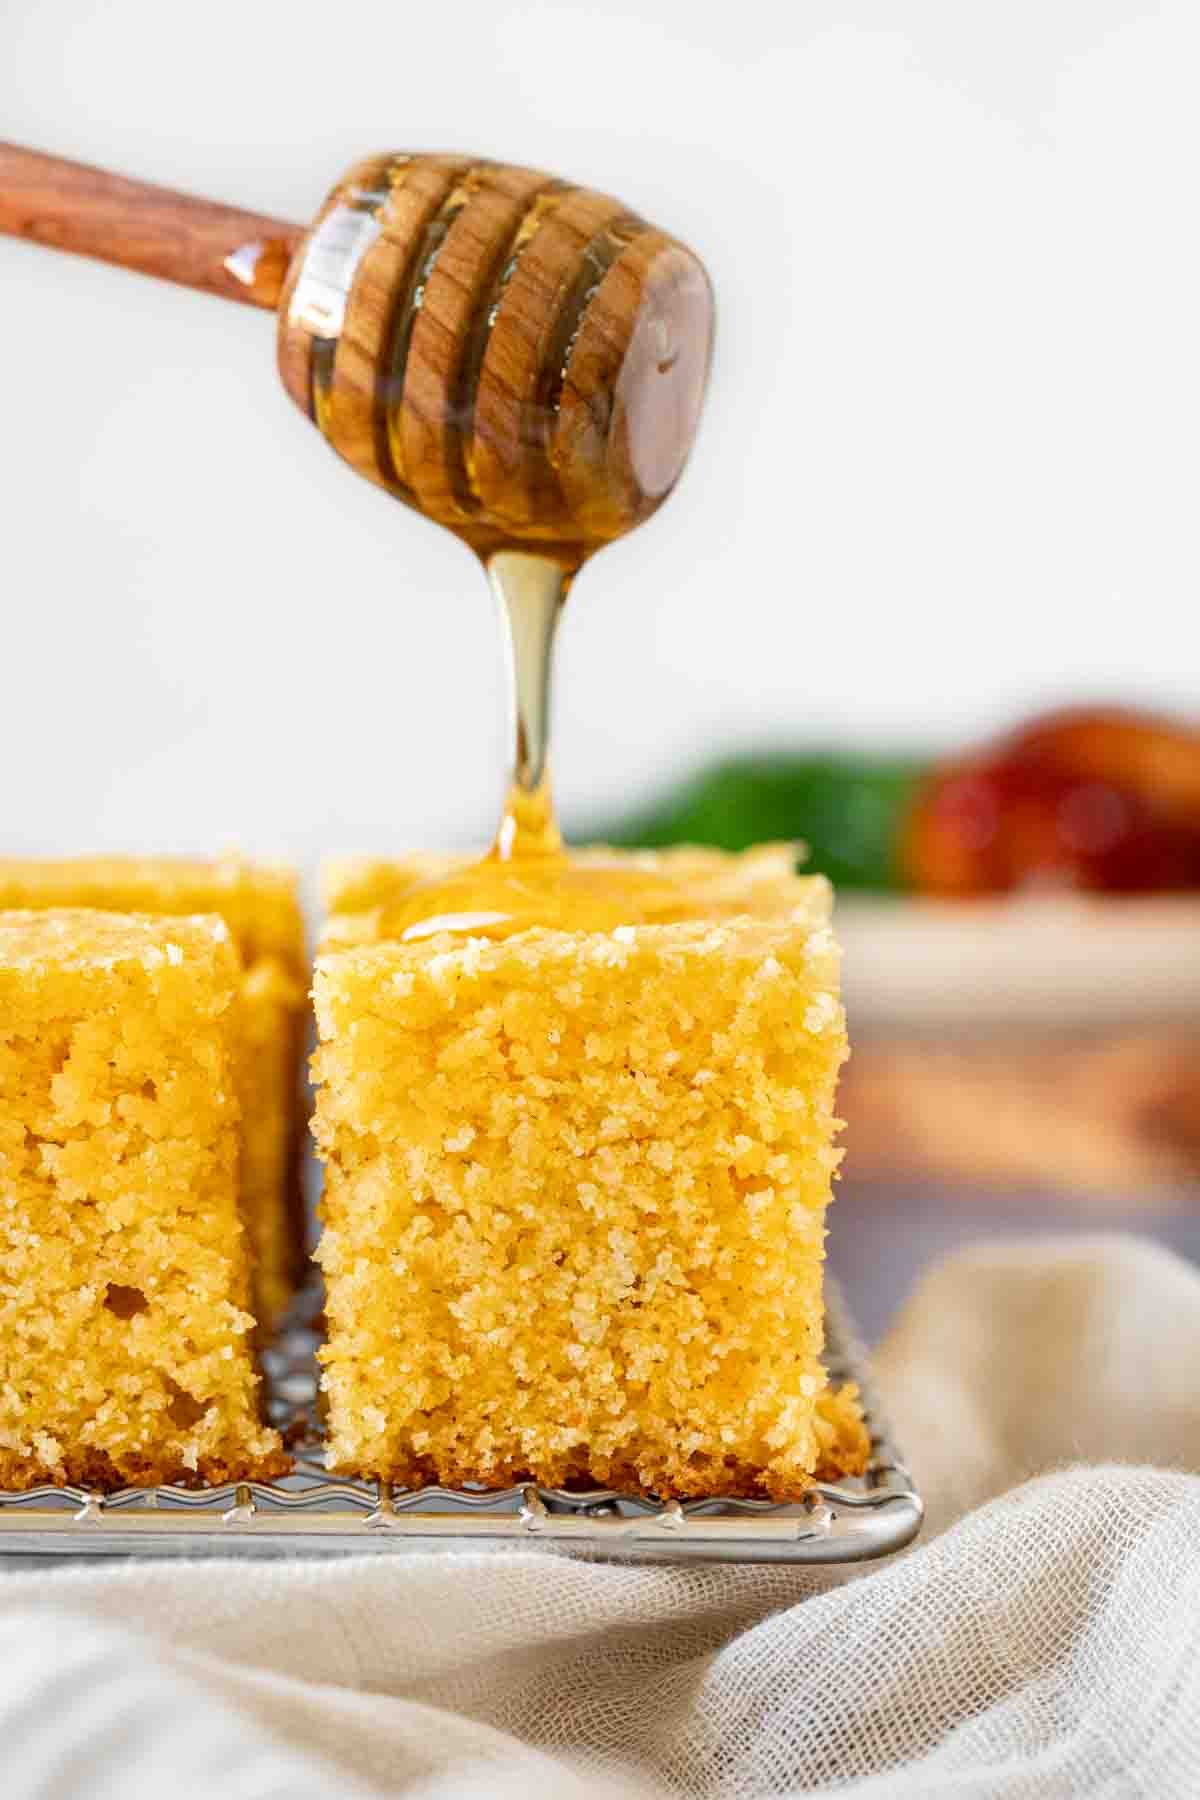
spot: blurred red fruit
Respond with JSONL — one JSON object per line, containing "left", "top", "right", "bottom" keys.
{"left": 902, "top": 706, "right": 1200, "bottom": 895}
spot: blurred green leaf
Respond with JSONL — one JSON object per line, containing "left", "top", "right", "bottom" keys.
{"left": 586, "top": 753, "right": 927, "bottom": 891}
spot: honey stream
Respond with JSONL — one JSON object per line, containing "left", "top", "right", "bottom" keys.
{"left": 376, "top": 550, "right": 705, "bottom": 944}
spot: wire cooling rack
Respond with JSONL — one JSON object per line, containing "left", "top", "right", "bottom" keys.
{"left": 0, "top": 1278, "right": 922, "bottom": 1563}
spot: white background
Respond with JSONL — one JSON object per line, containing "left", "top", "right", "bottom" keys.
{"left": 2, "top": 0, "right": 1197, "bottom": 869}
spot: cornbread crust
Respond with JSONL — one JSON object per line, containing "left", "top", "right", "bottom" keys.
{"left": 0, "top": 1443, "right": 289, "bottom": 1493}
{"left": 0, "top": 856, "right": 307, "bottom": 1326}
{"left": 318, "top": 1385, "right": 868, "bottom": 1501}
{"left": 314, "top": 856, "right": 868, "bottom": 1500}
{"left": 0, "top": 910, "right": 287, "bottom": 1492}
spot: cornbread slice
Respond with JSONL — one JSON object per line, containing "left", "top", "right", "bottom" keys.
{"left": 0, "top": 856, "right": 306, "bottom": 1325}
{"left": 0, "top": 910, "right": 286, "bottom": 1490}
{"left": 313, "top": 848, "right": 867, "bottom": 1499}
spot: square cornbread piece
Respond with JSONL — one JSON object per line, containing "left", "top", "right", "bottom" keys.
{"left": 0, "top": 910, "right": 286, "bottom": 1491}
{"left": 0, "top": 857, "right": 306, "bottom": 1326}
{"left": 313, "top": 848, "right": 867, "bottom": 1499}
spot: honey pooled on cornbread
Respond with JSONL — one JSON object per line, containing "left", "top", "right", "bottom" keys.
{"left": 0, "top": 910, "right": 286, "bottom": 1490}
{"left": 313, "top": 846, "right": 867, "bottom": 1500}
{"left": 0, "top": 856, "right": 306, "bottom": 1326}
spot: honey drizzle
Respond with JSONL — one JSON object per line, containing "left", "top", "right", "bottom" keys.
{"left": 393, "top": 551, "right": 570, "bottom": 944}
{"left": 386, "top": 550, "right": 707, "bottom": 946}
{"left": 489, "top": 550, "right": 568, "bottom": 862}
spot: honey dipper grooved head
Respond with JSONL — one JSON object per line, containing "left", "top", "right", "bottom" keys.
{"left": 277, "top": 153, "right": 714, "bottom": 561}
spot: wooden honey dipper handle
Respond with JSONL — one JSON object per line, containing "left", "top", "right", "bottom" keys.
{"left": 0, "top": 142, "right": 302, "bottom": 308}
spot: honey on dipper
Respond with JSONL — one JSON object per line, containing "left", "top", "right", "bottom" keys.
{"left": 0, "top": 143, "right": 867, "bottom": 1499}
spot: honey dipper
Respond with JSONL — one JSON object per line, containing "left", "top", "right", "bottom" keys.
{"left": 0, "top": 143, "right": 713, "bottom": 565}
{"left": 1, "top": 142, "right": 714, "bottom": 859}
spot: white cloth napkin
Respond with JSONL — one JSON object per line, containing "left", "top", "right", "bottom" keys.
{"left": 3, "top": 1234, "right": 1200, "bottom": 1799}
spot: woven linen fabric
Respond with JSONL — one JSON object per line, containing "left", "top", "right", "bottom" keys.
{"left": 3, "top": 1234, "right": 1200, "bottom": 1799}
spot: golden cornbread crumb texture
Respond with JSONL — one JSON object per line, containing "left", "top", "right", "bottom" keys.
{"left": 313, "top": 876, "right": 867, "bottom": 1499}
{"left": 0, "top": 856, "right": 307, "bottom": 1326}
{"left": 0, "top": 910, "right": 286, "bottom": 1491}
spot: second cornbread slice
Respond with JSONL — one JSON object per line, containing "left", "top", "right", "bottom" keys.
{"left": 313, "top": 848, "right": 867, "bottom": 1499}
{"left": 0, "top": 856, "right": 306, "bottom": 1326}
{"left": 0, "top": 909, "right": 286, "bottom": 1490}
